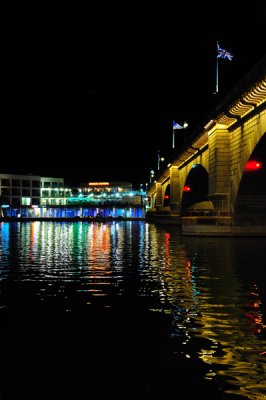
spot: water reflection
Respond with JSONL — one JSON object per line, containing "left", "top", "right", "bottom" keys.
{"left": 0, "top": 221, "right": 266, "bottom": 399}
{"left": 180, "top": 235, "right": 266, "bottom": 399}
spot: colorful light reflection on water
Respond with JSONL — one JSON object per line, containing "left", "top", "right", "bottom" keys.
{"left": 0, "top": 221, "right": 266, "bottom": 399}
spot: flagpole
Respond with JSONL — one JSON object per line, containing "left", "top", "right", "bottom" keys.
{"left": 172, "top": 128, "right": 175, "bottom": 149}
{"left": 216, "top": 41, "right": 233, "bottom": 94}
{"left": 216, "top": 41, "right": 219, "bottom": 94}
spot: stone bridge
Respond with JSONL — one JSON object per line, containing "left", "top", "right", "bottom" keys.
{"left": 147, "top": 56, "right": 266, "bottom": 235}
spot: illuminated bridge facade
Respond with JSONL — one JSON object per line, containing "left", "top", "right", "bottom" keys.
{"left": 147, "top": 56, "right": 266, "bottom": 235}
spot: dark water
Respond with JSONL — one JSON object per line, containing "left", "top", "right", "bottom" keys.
{"left": 1, "top": 221, "right": 266, "bottom": 400}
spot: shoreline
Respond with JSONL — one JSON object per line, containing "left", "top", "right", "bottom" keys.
{"left": 0, "top": 216, "right": 146, "bottom": 222}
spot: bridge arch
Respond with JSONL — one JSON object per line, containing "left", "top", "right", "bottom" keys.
{"left": 181, "top": 164, "right": 209, "bottom": 214}
{"left": 231, "top": 115, "right": 266, "bottom": 210}
{"left": 163, "top": 184, "right": 170, "bottom": 207}
{"left": 234, "top": 131, "right": 266, "bottom": 225}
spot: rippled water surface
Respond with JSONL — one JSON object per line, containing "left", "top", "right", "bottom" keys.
{"left": 1, "top": 221, "right": 266, "bottom": 399}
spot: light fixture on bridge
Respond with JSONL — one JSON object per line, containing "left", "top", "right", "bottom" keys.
{"left": 204, "top": 119, "right": 215, "bottom": 130}
{"left": 150, "top": 169, "right": 155, "bottom": 183}
{"left": 244, "top": 160, "right": 262, "bottom": 171}
{"left": 157, "top": 150, "right": 165, "bottom": 170}
{"left": 183, "top": 121, "right": 188, "bottom": 144}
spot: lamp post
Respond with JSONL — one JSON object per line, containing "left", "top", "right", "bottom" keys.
{"left": 183, "top": 121, "right": 188, "bottom": 144}
{"left": 150, "top": 169, "right": 155, "bottom": 183}
{"left": 157, "top": 150, "right": 165, "bottom": 170}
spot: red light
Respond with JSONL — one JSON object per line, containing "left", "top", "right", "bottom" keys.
{"left": 164, "top": 195, "right": 169, "bottom": 199}
{"left": 183, "top": 186, "right": 191, "bottom": 192}
{"left": 244, "top": 160, "right": 262, "bottom": 171}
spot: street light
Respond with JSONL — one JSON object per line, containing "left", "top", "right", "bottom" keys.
{"left": 150, "top": 169, "right": 155, "bottom": 183}
{"left": 159, "top": 156, "right": 165, "bottom": 170}
{"left": 158, "top": 150, "right": 165, "bottom": 170}
{"left": 183, "top": 121, "right": 188, "bottom": 144}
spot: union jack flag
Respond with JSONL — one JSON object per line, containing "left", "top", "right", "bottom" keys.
{"left": 217, "top": 43, "right": 233, "bottom": 61}
{"left": 173, "top": 121, "right": 183, "bottom": 129}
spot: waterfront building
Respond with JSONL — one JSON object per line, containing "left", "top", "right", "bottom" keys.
{"left": 68, "top": 181, "right": 146, "bottom": 207}
{"left": 40, "top": 177, "right": 71, "bottom": 206}
{"left": 0, "top": 173, "right": 41, "bottom": 206}
{"left": 0, "top": 174, "right": 147, "bottom": 219}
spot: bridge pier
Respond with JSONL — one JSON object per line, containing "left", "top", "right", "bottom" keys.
{"left": 169, "top": 166, "right": 181, "bottom": 212}
{"left": 208, "top": 126, "right": 231, "bottom": 214}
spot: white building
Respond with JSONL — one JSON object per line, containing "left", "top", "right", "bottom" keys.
{"left": 40, "top": 177, "right": 71, "bottom": 205}
{"left": 0, "top": 175, "right": 147, "bottom": 209}
{"left": 0, "top": 173, "right": 69, "bottom": 206}
{"left": 0, "top": 173, "right": 41, "bottom": 206}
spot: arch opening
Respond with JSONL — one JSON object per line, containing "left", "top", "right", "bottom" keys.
{"left": 163, "top": 184, "right": 170, "bottom": 207}
{"left": 234, "top": 133, "right": 266, "bottom": 225}
{"left": 181, "top": 164, "right": 209, "bottom": 215}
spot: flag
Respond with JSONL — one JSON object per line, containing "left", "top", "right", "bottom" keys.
{"left": 173, "top": 121, "right": 183, "bottom": 130}
{"left": 217, "top": 43, "right": 233, "bottom": 61}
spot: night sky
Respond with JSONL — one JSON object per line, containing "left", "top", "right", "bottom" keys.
{"left": 2, "top": 3, "right": 266, "bottom": 187}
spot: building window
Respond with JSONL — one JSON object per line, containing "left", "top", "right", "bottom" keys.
{"left": 12, "top": 188, "right": 20, "bottom": 196}
{"left": 12, "top": 198, "right": 20, "bottom": 206}
{"left": 22, "top": 180, "right": 31, "bottom": 187}
{"left": 1, "top": 188, "right": 10, "bottom": 195}
{"left": 12, "top": 179, "right": 20, "bottom": 187}
{"left": 1, "top": 196, "right": 10, "bottom": 204}
{"left": 1, "top": 179, "right": 10, "bottom": 186}
{"left": 32, "top": 198, "right": 40, "bottom": 205}
{"left": 32, "top": 181, "right": 40, "bottom": 188}
{"left": 32, "top": 189, "right": 40, "bottom": 197}
{"left": 21, "top": 197, "right": 31, "bottom": 206}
